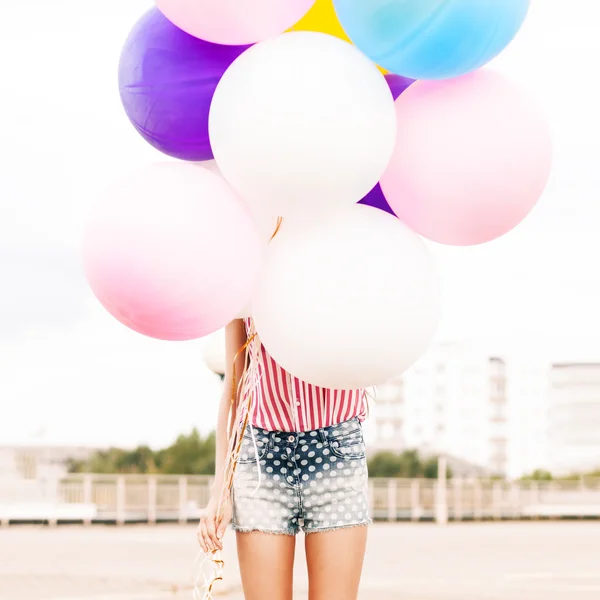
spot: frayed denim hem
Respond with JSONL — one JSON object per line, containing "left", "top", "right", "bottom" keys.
{"left": 304, "top": 519, "right": 372, "bottom": 535}
{"left": 231, "top": 524, "right": 298, "bottom": 536}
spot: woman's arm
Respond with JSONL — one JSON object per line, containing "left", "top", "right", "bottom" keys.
{"left": 212, "top": 319, "right": 247, "bottom": 496}
{"left": 198, "top": 319, "right": 247, "bottom": 553}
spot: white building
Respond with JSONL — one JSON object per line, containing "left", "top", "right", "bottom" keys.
{"left": 547, "top": 363, "right": 600, "bottom": 476}
{"left": 0, "top": 445, "right": 95, "bottom": 504}
{"left": 506, "top": 358, "right": 550, "bottom": 478}
{"left": 367, "top": 377, "right": 405, "bottom": 451}
{"left": 371, "top": 343, "right": 510, "bottom": 476}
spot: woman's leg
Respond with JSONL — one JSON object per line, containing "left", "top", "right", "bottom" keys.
{"left": 236, "top": 531, "right": 296, "bottom": 600}
{"left": 305, "top": 526, "right": 368, "bottom": 600}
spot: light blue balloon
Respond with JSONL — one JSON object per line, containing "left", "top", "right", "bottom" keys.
{"left": 333, "top": 0, "right": 530, "bottom": 80}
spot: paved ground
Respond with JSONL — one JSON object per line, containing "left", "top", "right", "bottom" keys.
{"left": 0, "top": 522, "right": 599, "bottom": 599}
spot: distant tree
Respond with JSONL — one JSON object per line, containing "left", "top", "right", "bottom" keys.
{"left": 66, "top": 458, "right": 86, "bottom": 474}
{"left": 367, "top": 450, "right": 451, "bottom": 479}
{"left": 67, "top": 430, "right": 216, "bottom": 475}
{"left": 520, "top": 469, "right": 553, "bottom": 481}
{"left": 367, "top": 451, "right": 405, "bottom": 478}
{"left": 399, "top": 450, "right": 423, "bottom": 478}
{"left": 422, "top": 456, "right": 452, "bottom": 480}
{"left": 159, "top": 429, "right": 216, "bottom": 475}
{"left": 115, "top": 445, "right": 158, "bottom": 474}
{"left": 88, "top": 449, "right": 128, "bottom": 474}
{"left": 561, "top": 469, "right": 600, "bottom": 481}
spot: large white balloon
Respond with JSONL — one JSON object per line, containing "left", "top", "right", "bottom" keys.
{"left": 198, "top": 159, "right": 282, "bottom": 246}
{"left": 236, "top": 304, "right": 252, "bottom": 319}
{"left": 209, "top": 32, "right": 396, "bottom": 227}
{"left": 252, "top": 205, "right": 440, "bottom": 389}
{"left": 203, "top": 328, "right": 226, "bottom": 377}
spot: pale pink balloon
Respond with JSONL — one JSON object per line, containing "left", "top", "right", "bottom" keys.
{"left": 83, "top": 163, "right": 262, "bottom": 341}
{"left": 155, "top": 0, "right": 315, "bottom": 45}
{"left": 380, "top": 70, "right": 553, "bottom": 246}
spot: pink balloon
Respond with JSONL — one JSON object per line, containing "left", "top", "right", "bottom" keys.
{"left": 380, "top": 70, "right": 553, "bottom": 246}
{"left": 83, "top": 163, "right": 262, "bottom": 341}
{"left": 155, "top": 0, "right": 315, "bottom": 45}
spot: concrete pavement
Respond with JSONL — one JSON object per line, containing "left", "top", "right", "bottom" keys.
{"left": 1, "top": 522, "right": 599, "bottom": 599}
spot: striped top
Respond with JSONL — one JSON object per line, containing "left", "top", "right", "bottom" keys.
{"left": 243, "top": 318, "right": 368, "bottom": 432}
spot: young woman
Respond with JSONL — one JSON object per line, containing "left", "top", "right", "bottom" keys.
{"left": 197, "top": 317, "right": 371, "bottom": 600}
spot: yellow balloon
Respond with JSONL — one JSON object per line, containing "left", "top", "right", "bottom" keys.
{"left": 289, "top": 0, "right": 348, "bottom": 40}
{"left": 288, "top": 0, "right": 387, "bottom": 74}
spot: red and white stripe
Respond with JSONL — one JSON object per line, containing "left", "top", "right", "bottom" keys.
{"left": 243, "top": 319, "right": 368, "bottom": 432}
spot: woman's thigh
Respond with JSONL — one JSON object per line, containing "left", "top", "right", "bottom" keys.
{"left": 236, "top": 531, "right": 296, "bottom": 600}
{"left": 305, "top": 526, "right": 368, "bottom": 600}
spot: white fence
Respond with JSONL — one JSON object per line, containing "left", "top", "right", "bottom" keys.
{"left": 2, "top": 475, "right": 600, "bottom": 526}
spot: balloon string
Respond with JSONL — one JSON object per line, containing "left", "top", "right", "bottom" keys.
{"left": 219, "top": 333, "right": 257, "bottom": 517}
{"left": 271, "top": 216, "right": 283, "bottom": 240}
{"left": 196, "top": 220, "right": 280, "bottom": 599}
{"left": 196, "top": 332, "right": 259, "bottom": 600}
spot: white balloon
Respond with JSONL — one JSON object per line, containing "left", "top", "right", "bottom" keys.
{"left": 236, "top": 304, "right": 252, "bottom": 319}
{"left": 203, "top": 329, "right": 226, "bottom": 376}
{"left": 198, "top": 159, "right": 282, "bottom": 245}
{"left": 197, "top": 159, "right": 220, "bottom": 175}
{"left": 209, "top": 32, "right": 396, "bottom": 223}
{"left": 252, "top": 205, "right": 441, "bottom": 389}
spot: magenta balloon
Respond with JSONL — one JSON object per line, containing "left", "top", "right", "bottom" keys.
{"left": 83, "top": 163, "right": 262, "bottom": 341}
{"left": 358, "top": 74, "right": 415, "bottom": 215}
{"left": 118, "top": 9, "right": 250, "bottom": 161}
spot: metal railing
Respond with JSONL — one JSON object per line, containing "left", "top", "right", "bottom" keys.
{"left": 3, "top": 475, "right": 600, "bottom": 525}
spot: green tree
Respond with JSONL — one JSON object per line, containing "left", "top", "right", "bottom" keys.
{"left": 422, "top": 456, "right": 452, "bottom": 479}
{"left": 159, "top": 429, "right": 216, "bottom": 475}
{"left": 367, "top": 450, "right": 451, "bottom": 479}
{"left": 114, "top": 445, "right": 158, "bottom": 474}
{"left": 87, "top": 449, "right": 127, "bottom": 474}
{"left": 398, "top": 450, "right": 422, "bottom": 478}
{"left": 520, "top": 469, "right": 553, "bottom": 481}
{"left": 367, "top": 451, "right": 406, "bottom": 478}
{"left": 67, "top": 429, "right": 216, "bottom": 475}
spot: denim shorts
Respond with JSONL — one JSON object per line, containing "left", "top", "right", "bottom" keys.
{"left": 231, "top": 417, "right": 371, "bottom": 535}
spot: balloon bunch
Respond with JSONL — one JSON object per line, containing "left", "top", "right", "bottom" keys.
{"left": 84, "top": 0, "right": 552, "bottom": 390}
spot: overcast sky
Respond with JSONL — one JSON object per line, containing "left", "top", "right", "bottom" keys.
{"left": 1, "top": 0, "right": 599, "bottom": 447}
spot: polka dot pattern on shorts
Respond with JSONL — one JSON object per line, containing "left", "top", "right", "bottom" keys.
{"left": 231, "top": 418, "right": 370, "bottom": 535}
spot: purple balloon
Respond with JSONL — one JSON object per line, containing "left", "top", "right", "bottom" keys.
{"left": 385, "top": 74, "right": 416, "bottom": 101}
{"left": 359, "top": 74, "right": 415, "bottom": 215}
{"left": 359, "top": 183, "right": 396, "bottom": 215}
{"left": 118, "top": 9, "right": 250, "bottom": 161}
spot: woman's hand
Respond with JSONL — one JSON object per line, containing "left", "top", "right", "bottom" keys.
{"left": 197, "top": 495, "right": 232, "bottom": 553}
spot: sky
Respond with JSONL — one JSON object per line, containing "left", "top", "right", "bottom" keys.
{"left": 1, "top": 0, "right": 599, "bottom": 447}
